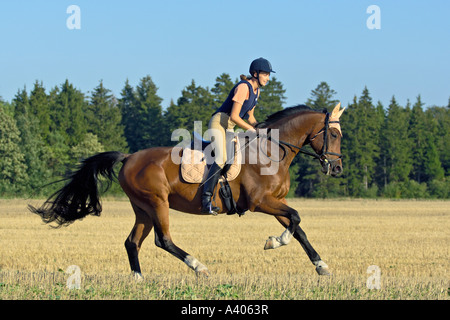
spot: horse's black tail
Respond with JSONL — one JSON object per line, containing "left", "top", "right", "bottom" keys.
{"left": 29, "top": 151, "right": 127, "bottom": 228}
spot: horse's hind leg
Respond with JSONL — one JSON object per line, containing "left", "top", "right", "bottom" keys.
{"left": 151, "top": 201, "right": 210, "bottom": 277}
{"left": 125, "top": 203, "right": 153, "bottom": 280}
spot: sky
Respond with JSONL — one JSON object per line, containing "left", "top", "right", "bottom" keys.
{"left": 0, "top": 0, "right": 449, "bottom": 110}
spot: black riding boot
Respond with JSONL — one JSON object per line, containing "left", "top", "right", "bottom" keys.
{"left": 201, "top": 162, "right": 222, "bottom": 214}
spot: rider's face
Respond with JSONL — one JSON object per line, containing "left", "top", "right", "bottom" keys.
{"left": 253, "top": 71, "right": 270, "bottom": 86}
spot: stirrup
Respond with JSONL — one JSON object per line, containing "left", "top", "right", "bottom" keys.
{"left": 207, "top": 204, "right": 219, "bottom": 216}
{"left": 201, "top": 202, "right": 219, "bottom": 216}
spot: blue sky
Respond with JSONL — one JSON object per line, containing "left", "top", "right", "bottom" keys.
{"left": 1, "top": 1, "right": 449, "bottom": 110}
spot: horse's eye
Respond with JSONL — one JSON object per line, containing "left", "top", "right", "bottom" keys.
{"left": 330, "top": 132, "right": 337, "bottom": 138}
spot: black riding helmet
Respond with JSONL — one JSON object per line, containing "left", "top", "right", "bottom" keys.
{"left": 249, "top": 57, "right": 275, "bottom": 86}
{"left": 249, "top": 57, "right": 275, "bottom": 74}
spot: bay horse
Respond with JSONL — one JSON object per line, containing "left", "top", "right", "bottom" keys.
{"left": 29, "top": 103, "right": 345, "bottom": 279}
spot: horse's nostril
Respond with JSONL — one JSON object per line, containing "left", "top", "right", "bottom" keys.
{"left": 334, "top": 165, "right": 342, "bottom": 174}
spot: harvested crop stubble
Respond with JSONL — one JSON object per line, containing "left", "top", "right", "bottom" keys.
{"left": 0, "top": 199, "right": 448, "bottom": 300}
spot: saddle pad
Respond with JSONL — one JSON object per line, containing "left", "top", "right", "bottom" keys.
{"left": 181, "top": 138, "right": 241, "bottom": 183}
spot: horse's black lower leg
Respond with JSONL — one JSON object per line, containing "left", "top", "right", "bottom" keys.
{"left": 125, "top": 240, "right": 142, "bottom": 274}
{"left": 154, "top": 230, "right": 210, "bottom": 277}
{"left": 293, "top": 224, "right": 321, "bottom": 262}
{"left": 274, "top": 215, "right": 330, "bottom": 275}
{"left": 151, "top": 201, "right": 210, "bottom": 277}
{"left": 125, "top": 204, "right": 153, "bottom": 279}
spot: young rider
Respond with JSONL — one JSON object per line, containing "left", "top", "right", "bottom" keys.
{"left": 201, "top": 57, "right": 275, "bottom": 214}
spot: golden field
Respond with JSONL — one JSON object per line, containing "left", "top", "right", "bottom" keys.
{"left": 0, "top": 198, "right": 448, "bottom": 300}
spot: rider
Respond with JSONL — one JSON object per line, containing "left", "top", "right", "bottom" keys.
{"left": 201, "top": 57, "right": 275, "bottom": 214}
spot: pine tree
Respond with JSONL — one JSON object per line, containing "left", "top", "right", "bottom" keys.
{"left": 306, "top": 81, "right": 339, "bottom": 110}
{"left": 13, "top": 87, "right": 29, "bottom": 117}
{"left": 342, "top": 88, "right": 381, "bottom": 197}
{"left": 373, "top": 101, "right": 386, "bottom": 188}
{"left": 50, "top": 80, "right": 88, "bottom": 146}
{"left": 426, "top": 104, "right": 450, "bottom": 177}
{"left": 162, "top": 99, "right": 183, "bottom": 146}
{"left": 211, "top": 73, "right": 234, "bottom": 108}
{"left": 87, "top": 80, "right": 128, "bottom": 151}
{"left": 13, "top": 89, "right": 52, "bottom": 194}
{"left": 0, "top": 106, "right": 28, "bottom": 195}
{"left": 408, "top": 95, "right": 427, "bottom": 183}
{"left": 29, "top": 81, "right": 51, "bottom": 142}
{"left": 119, "top": 76, "right": 164, "bottom": 152}
{"left": 135, "top": 75, "right": 164, "bottom": 149}
{"left": 119, "top": 79, "right": 137, "bottom": 150}
{"left": 422, "top": 110, "right": 444, "bottom": 181}
{"left": 381, "top": 96, "right": 412, "bottom": 184}
{"left": 164, "top": 79, "right": 215, "bottom": 137}
{"left": 357, "top": 88, "right": 381, "bottom": 192}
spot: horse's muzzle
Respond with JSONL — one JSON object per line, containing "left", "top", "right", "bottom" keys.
{"left": 331, "top": 164, "right": 343, "bottom": 176}
{"left": 321, "top": 158, "right": 343, "bottom": 176}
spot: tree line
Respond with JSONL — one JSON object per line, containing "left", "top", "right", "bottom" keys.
{"left": 0, "top": 75, "right": 448, "bottom": 198}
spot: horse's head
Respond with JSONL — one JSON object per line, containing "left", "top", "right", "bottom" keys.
{"left": 309, "top": 103, "right": 345, "bottom": 177}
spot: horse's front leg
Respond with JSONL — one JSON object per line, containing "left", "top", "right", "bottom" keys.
{"left": 255, "top": 195, "right": 300, "bottom": 250}
{"left": 275, "top": 215, "right": 331, "bottom": 276}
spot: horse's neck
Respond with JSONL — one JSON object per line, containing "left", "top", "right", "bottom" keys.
{"left": 271, "top": 112, "right": 323, "bottom": 166}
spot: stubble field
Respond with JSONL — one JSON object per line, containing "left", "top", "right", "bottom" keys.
{"left": 0, "top": 198, "right": 448, "bottom": 300}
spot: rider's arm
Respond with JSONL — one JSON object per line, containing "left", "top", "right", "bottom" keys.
{"left": 229, "top": 84, "right": 256, "bottom": 131}
{"left": 230, "top": 101, "right": 255, "bottom": 131}
{"left": 247, "top": 107, "right": 258, "bottom": 127}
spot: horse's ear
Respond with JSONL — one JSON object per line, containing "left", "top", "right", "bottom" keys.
{"left": 331, "top": 102, "right": 345, "bottom": 119}
{"left": 329, "top": 102, "right": 345, "bottom": 136}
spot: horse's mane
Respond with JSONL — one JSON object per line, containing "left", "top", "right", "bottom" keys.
{"left": 256, "top": 104, "right": 325, "bottom": 128}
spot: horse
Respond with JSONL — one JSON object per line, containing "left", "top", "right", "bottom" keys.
{"left": 29, "top": 103, "right": 345, "bottom": 279}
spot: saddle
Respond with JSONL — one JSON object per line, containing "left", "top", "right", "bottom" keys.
{"left": 180, "top": 132, "right": 245, "bottom": 216}
{"left": 180, "top": 132, "right": 242, "bottom": 184}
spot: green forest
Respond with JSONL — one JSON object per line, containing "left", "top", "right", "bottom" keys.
{"left": 0, "top": 74, "right": 449, "bottom": 198}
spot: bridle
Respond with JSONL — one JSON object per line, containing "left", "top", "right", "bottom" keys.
{"left": 260, "top": 112, "right": 343, "bottom": 170}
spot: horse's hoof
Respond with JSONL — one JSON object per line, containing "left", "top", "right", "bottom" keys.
{"left": 264, "top": 236, "right": 276, "bottom": 250}
{"left": 196, "top": 268, "right": 210, "bottom": 278}
{"left": 264, "top": 236, "right": 283, "bottom": 250}
{"left": 316, "top": 266, "right": 331, "bottom": 276}
{"left": 133, "top": 272, "right": 144, "bottom": 281}
{"left": 314, "top": 260, "right": 331, "bottom": 276}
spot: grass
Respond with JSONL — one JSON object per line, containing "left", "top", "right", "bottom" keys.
{"left": 0, "top": 198, "right": 448, "bottom": 300}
